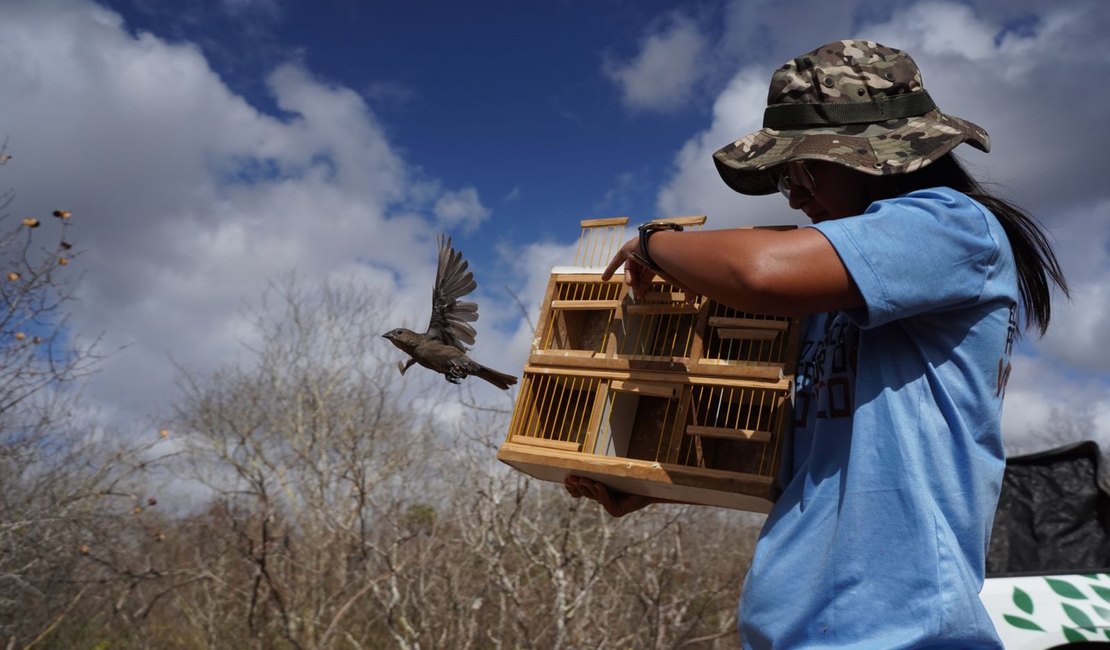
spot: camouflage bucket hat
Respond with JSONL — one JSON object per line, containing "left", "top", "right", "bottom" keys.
{"left": 713, "top": 39, "right": 990, "bottom": 195}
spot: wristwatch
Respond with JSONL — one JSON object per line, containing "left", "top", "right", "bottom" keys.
{"left": 635, "top": 221, "right": 684, "bottom": 272}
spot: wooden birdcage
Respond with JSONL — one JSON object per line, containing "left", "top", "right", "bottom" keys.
{"left": 497, "top": 216, "right": 802, "bottom": 512}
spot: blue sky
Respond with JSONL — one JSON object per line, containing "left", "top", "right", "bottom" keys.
{"left": 107, "top": 0, "right": 715, "bottom": 245}
{"left": 1, "top": 0, "right": 1107, "bottom": 457}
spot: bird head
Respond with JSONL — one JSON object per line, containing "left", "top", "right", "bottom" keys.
{"left": 382, "top": 328, "right": 419, "bottom": 351}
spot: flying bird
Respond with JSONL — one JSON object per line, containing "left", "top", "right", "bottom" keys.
{"left": 383, "top": 234, "right": 517, "bottom": 390}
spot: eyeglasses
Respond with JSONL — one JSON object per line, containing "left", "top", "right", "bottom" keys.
{"left": 775, "top": 161, "right": 817, "bottom": 199}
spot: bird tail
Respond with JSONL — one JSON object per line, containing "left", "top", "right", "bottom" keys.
{"left": 475, "top": 365, "right": 518, "bottom": 390}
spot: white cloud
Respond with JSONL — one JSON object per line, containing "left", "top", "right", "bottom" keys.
{"left": 603, "top": 13, "right": 709, "bottom": 113}
{"left": 1039, "top": 266, "right": 1110, "bottom": 373}
{"left": 0, "top": 0, "right": 505, "bottom": 427}
{"left": 434, "top": 187, "right": 490, "bottom": 231}
{"left": 1002, "top": 351, "right": 1110, "bottom": 454}
{"left": 655, "top": 67, "right": 804, "bottom": 227}
{"left": 867, "top": 1, "right": 999, "bottom": 60}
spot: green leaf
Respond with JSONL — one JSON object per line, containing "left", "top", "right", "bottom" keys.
{"left": 1013, "top": 586, "right": 1034, "bottom": 614}
{"left": 1092, "top": 604, "right": 1110, "bottom": 622}
{"left": 1093, "top": 584, "right": 1110, "bottom": 603}
{"left": 1063, "top": 602, "right": 1096, "bottom": 629}
{"left": 1003, "top": 614, "right": 1043, "bottom": 631}
{"left": 1063, "top": 626, "right": 1089, "bottom": 643}
{"left": 1046, "top": 577, "right": 1087, "bottom": 599}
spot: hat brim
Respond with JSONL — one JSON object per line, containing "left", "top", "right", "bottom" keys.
{"left": 713, "top": 110, "right": 991, "bottom": 196}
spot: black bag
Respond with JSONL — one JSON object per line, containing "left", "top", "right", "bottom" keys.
{"left": 987, "top": 440, "right": 1110, "bottom": 575}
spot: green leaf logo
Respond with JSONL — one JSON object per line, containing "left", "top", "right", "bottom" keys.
{"left": 1063, "top": 602, "right": 1096, "bottom": 630}
{"left": 1013, "top": 586, "right": 1034, "bottom": 614}
{"left": 1003, "top": 614, "right": 1044, "bottom": 631}
{"left": 1093, "top": 604, "right": 1110, "bottom": 622}
{"left": 1046, "top": 577, "right": 1087, "bottom": 599}
{"left": 1093, "top": 584, "right": 1110, "bottom": 603}
{"left": 1063, "top": 626, "right": 1089, "bottom": 643}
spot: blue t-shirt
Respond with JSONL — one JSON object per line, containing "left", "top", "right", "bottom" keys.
{"left": 739, "top": 188, "right": 1017, "bottom": 649}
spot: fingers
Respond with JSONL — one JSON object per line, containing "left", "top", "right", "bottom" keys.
{"left": 565, "top": 475, "right": 648, "bottom": 518}
{"left": 564, "top": 475, "right": 587, "bottom": 498}
{"left": 601, "top": 237, "right": 659, "bottom": 303}
{"left": 601, "top": 237, "right": 637, "bottom": 281}
{"left": 564, "top": 475, "right": 604, "bottom": 500}
{"left": 628, "top": 266, "right": 654, "bottom": 300}
{"left": 564, "top": 475, "right": 606, "bottom": 503}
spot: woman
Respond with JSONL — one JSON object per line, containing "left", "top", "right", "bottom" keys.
{"left": 565, "top": 40, "right": 1068, "bottom": 648}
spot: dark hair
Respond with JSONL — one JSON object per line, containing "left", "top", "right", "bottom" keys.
{"left": 889, "top": 153, "right": 1068, "bottom": 337}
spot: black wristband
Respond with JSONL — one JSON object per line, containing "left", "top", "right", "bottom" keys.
{"left": 637, "top": 222, "right": 684, "bottom": 272}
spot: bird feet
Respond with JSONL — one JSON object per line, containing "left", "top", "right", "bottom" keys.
{"left": 445, "top": 365, "right": 466, "bottom": 384}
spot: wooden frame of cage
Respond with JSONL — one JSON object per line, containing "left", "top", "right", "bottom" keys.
{"left": 498, "top": 367, "right": 794, "bottom": 511}
{"left": 529, "top": 273, "right": 794, "bottom": 382}
{"left": 498, "top": 218, "right": 802, "bottom": 513}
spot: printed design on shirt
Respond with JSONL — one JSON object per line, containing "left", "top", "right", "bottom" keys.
{"left": 997, "top": 302, "right": 1017, "bottom": 399}
{"left": 794, "top": 314, "right": 859, "bottom": 426}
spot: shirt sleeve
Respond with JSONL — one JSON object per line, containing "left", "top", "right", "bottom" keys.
{"left": 812, "top": 187, "right": 1002, "bottom": 329}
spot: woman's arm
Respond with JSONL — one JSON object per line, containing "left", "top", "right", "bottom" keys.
{"left": 604, "top": 227, "right": 864, "bottom": 316}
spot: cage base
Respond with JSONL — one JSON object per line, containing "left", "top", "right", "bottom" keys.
{"left": 497, "top": 441, "right": 778, "bottom": 513}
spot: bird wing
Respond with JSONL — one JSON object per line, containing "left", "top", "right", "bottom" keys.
{"left": 425, "top": 234, "right": 478, "bottom": 352}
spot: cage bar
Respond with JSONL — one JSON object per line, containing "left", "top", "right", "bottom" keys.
{"left": 573, "top": 217, "right": 629, "bottom": 268}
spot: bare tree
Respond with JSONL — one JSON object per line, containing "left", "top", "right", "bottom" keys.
{"left": 135, "top": 274, "right": 762, "bottom": 649}
{"left": 160, "top": 276, "right": 440, "bottom": 648}
{"left": 0, "top": 146, "right": 163, "bottom": 649}
{"left": 1005, "top": 405, "right": 1109, "bottom": 487}
{"left": 444, "top": 410, "right": 754, "bottom": 650}
{"left": 1004, "top": 406, "right": 1099, "bottom": 457}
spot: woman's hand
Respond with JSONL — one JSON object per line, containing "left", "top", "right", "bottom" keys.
{"left": 601, "top": 236, "right": 656, "bottom": 300}
{"left": 564, "top": 475, "right": 654, "bottom": 518}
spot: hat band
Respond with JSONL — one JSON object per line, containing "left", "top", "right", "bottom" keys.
{"left": 763, "top": 91, "right": 936, "bottom": 129}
